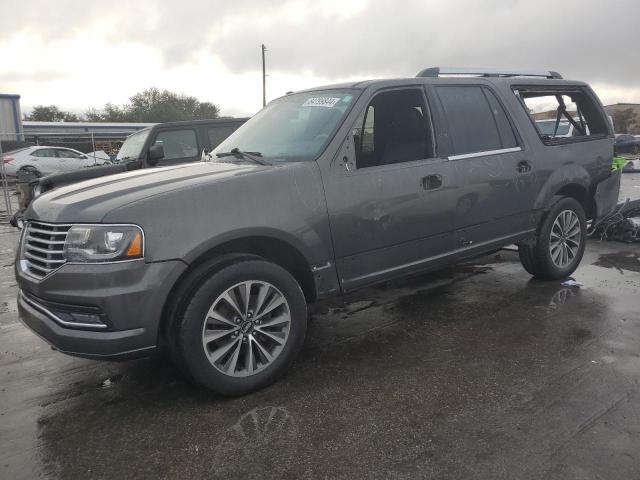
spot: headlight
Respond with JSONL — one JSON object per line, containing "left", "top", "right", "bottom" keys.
{"left": 64, "top": 225, "right": 144, "bottom": 263}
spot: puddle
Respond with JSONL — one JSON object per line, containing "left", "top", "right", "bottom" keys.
{"left": 594, "top": 251, "right": 640, "bottom": 273}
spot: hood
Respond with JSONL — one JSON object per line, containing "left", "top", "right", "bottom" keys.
{"left": 27, "top": 161, "right": 262, "bottom": 223}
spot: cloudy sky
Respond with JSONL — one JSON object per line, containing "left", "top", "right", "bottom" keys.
{"left": 2, "top": 0, "right": 639, "bottom": 118}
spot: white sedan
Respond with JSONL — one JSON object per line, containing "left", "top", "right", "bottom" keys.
{"left": 1, "top": 146, "right": 109, "bottom": 178}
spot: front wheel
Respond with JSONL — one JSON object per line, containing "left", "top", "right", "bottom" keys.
{"left": 518, "top": 197, "right": 587, "bottom": 280}
{"left": 174, "top": 258, "right": 307, "bottom": 396}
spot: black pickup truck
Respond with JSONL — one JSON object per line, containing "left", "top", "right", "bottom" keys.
{"left": 12, "top": 117, "right": 248, "bottom": 221}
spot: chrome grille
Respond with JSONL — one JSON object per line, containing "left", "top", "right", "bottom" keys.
{"left": 21, "top": 222, "right": 71, "bottom": 278}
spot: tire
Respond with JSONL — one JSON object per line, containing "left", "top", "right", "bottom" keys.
{"left": 18, "top": 165, "right": 42, "bottom": 178}
{"left": 171, "top": 256, "right": 307, "bottom": 396}
{"left": 633, "top": 145, "right": 640, "bottom": 156}
{"left": 518, "top": 197, "right": 587, "bottom": 280}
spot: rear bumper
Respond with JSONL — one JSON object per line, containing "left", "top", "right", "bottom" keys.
{"left": 16, "top": 259, "right": 187, "bottom": 360}
{"left": 594, "top": 168, "right": 622, "bottom": 221}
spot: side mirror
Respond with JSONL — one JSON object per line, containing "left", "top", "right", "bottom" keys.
{"left": 147, "top": 144, "right": 165, "bottom": 166}
{"left": 201, "top": 148, "right": 213, "bottom": 162}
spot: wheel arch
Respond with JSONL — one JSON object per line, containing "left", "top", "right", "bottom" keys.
{"left": 158, "top": 232, "right": 318, "bottom": 346}
{"left": 534, "top": 164, "right": 596, "bottom": 220}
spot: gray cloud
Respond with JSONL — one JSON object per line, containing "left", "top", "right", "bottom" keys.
{"left": 5, "top": 0, "right": 640, "bottom": 90}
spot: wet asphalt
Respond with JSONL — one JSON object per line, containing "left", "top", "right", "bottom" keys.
{"left": 1, "top": 174, "right": 639, "bottom": 480}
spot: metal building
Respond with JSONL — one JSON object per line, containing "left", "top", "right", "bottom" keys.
{"left": 0, "top": 93, "right": 23, "bottom": 141}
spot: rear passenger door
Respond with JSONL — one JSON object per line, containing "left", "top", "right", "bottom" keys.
{"left": 54, "top": 148, "right": 89, "bottom": 171}
{"left": 434, "top": 85, "right": 538, "bottom": 251}
{"left": 151, "top": 128, "right": 200, "bottom": 166}
{"left": 30, "top": 148, "right": 60, "bottom": 175}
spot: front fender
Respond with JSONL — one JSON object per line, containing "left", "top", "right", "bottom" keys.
{"left": 181, "top": 227, "right": 321, "bottom": 266}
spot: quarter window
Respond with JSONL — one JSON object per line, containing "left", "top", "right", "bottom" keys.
{"left": 354, "top": 89, "right": 432, "bottom": 168}
{"left": 436, "top": 86, "right": 517, "bottom": 155}
{"left": 153, "top": 129, "right": 199, "bottom": 161}
{"left": 516, "top": 88, "right": 609, "bottom": 143}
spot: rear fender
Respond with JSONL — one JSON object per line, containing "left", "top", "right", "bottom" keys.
{"left": 533, "top": 164, "right": 591, "bottom": 212}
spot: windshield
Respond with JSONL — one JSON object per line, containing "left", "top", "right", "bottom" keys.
{"left": 116, "top": 129, "right": 151, "bottom": 161}
{"left": 536, "top": 120, "right": 571, "bottom": 136}
{"left": 213, "top": 89, "right": 357, "bottom": 161}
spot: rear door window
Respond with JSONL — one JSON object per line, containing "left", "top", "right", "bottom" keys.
{"left": 153, "top": 129, "right": 199, "bottom": 162}
{"left": 207, "top": 126, "right": 237, "bottom": 149}
{"left": 483, "top": 89, "right": 518, "bottom": 148}
{"left": 31, "top": 149, "right": 54, "bottom": 158}
{"left": 54, "top": 149, "right": 84, "bottom": 158}
{"left": 435, "top": 86, "right": 517, "bottom": 155}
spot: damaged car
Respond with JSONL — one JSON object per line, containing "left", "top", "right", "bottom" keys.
{"left": 15, "top": 67, "right": 620, "bottom": 395}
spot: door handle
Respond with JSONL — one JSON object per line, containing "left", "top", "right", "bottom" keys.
{"left": 517, "top": 160, "right": 532, "bottom": 174}
{"left": 422, "top": 174, "right": 443, "bottom": 190}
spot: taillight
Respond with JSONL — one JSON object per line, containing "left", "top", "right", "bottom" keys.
{"left": 2, "top": 157, "right": 13, "bottom": 164}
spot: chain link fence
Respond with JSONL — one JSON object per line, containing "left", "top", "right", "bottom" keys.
{"left": 1, "top": 130, "right": 128, "bottom": 222}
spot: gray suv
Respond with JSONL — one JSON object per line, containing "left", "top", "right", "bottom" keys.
{"left": 15, "top": 68, "right": 620, "bottom": 395}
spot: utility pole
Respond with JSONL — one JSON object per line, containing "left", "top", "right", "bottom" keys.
{"left": 261, "top": 44, "right": 267, "bottom": 107}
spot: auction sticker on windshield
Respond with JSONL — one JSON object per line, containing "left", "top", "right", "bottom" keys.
{"left": 302, "top": 97, "right": 341, "bottom": 107}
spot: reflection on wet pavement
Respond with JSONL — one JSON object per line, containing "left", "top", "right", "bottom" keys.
{"left": 1, "top": 228, "right": 640, "bottom": 478}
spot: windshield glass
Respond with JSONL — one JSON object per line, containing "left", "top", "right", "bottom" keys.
{"left": 116, "top": 129, "right": 150, "bottom": 161}
{"left": 213, "top": 89, "right": 357, "bottom": 161}
{"left": 536, "top": 120, "right": 570, "bottom": 136}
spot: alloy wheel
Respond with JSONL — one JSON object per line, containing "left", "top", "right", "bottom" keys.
{"left": 201, "top": 281, "right": 291, "bottom": 377}
{"left": 549, "top": 209, "right": 581, "bottom": 268}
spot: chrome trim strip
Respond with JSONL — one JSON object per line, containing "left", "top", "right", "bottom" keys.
{"left": 448, "top": 147, "right": 522, "bottom": 161}
{"left": 311, "top": 261, "right": 333, "bottom": 272}
{"left": 19, "top": 290, "right": 108, "bottom": 330}
{"left": 26, "top": 235, "right": 66, "bottom": 245}
{"left": 24, "top": 251, "right": 65, "bottom": 264}
{"left": 28, "top": 227, "right": 70, "bottom": 235}
{"left": 24, "top": 244, "right": 65, "bottom": 256}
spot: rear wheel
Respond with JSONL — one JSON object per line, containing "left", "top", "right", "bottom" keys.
{"left": 518, "top": 197, "right": 586, "bottom": 280}
{"left": 172, "top": 257, "right": 307, "bottom": 396}
{"left": 18, "top": 165, "right": 41, "bottom": 178}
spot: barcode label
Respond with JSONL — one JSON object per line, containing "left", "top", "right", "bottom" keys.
{"left": 302, "top": 97, "right": 341, "bottom": 107}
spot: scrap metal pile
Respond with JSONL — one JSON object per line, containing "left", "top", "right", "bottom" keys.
{"left": 590, "top": 199, "right": 640, "bottom": 242}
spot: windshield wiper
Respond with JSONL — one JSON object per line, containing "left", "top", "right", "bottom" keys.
{"left": 215, "top": 147, "right": 270, "bottom": 165}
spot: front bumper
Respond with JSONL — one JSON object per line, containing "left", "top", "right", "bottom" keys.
{"left": 16, "top": 259, "right": 187, "bottom": 360}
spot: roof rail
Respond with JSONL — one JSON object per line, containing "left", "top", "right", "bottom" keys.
{"left": 416, "top": 67, "right": 563, "bottom": 79}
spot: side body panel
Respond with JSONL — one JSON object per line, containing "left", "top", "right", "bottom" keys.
{"left": 317, "top": 84, "right": 458, "bottom": 292}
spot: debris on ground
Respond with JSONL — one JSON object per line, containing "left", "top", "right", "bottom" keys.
{"left": 561, "top": 278, "right": 584, "bottom": 288}
{"left": 590, "top": 199, "right": 640, "bottom": 243}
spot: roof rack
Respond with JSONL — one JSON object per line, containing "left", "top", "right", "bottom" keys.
{"left": 416, "top": 67, "right": 563, "bottom": 79}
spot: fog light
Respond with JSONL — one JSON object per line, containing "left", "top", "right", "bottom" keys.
{"left": 49, "top": 308, "right": 107, "bottom": 327}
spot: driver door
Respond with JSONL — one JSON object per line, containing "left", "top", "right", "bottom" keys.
{"left": 323, "top": 87, "right": 456, "bottom": 291}
{"left": 150, "top": 128, "right": 200, "bottom": 166}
